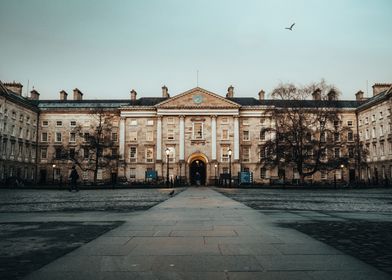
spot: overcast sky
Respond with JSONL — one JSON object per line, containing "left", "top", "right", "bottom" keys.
{"left": 1, "top": 0, "right": 391, "bottom": 100}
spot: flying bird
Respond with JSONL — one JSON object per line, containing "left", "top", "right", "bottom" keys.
{"left": 285, "top": 23, "right": 295, "bottom": 31}
{"left": 169, "top": 190, "right": 175, "bottom": 196}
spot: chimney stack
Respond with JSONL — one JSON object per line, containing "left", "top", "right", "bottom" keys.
{"left": 226, "top": 85, "right": 234, "bottom": 98}
{"left": 258, "top": 89, "right": 265, "bottom": 100}
{"left": 59, "top": 90, "right": 68, "bottom": 101}
{"left": 130, "top": 89, "right": 137, "bottom": 101}
{"left": 312, "top": 88, "right": 321, "bottom": 100}
{"left": 73, "top": 88, "right": 83, "bottom": 100}
{"left": 162, "top": 85, "right": 169, "bottom": 98}
{"left": 327, "top": 89, "right": 337, "bottom": 101}
{"left": 355, "top": 90, "right": 365, "bottom": 101}
{"left": 4, "top": 81, "right": 23, "bottom": 96}
{"left": 372, "top": 83, "right": 392, "bottom": 96}
{"left": 30, "top": 89, "right": 40, "bottom": 100}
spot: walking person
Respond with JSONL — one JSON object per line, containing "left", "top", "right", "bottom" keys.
{"left": 69, "top": 166, "right": 79, "bottom": 192}
{"left": 195, "top": 171, "right": 201, "bottom": 186}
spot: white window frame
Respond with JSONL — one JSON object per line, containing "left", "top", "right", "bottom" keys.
{"left": 192, "top": 122, "right": 204, "bottom": 140}
{"left": 260, "top": 130, "right": 266, "bottom": 141}
{"left": 41, "top": 132, "right": 48, "bottom": 142}
{"left": 167, "top": 129, "right": 175, "bottom": 140}
{"left": 380, "top": 142, "right": 385, "bottom": 156}
{"left": 221, "top": 128, "right": 229, "bottom": 140}
{"left": 221, "top": 146, "right": 229, "bottom": 162}
{"left": 56, "top": 120, "right": 63, "bottom": 127}
{"left": 129, "top": 168, "right": 136, "bottom": 179}
{"left": 146, "top": 119, "right": 154, "bottom": 126}
{"left": 145, "top": 147, "right": 154, "bottom": 163}
{"left": 129, "top": 146, "right": 137, "bottom": 162}
{"left": 69, "top": 132, "right": 76, "bottom": 143}
{"left": 347, "top": 131, "right": 354, "bottom": 142}
{"left": 334, "top": 147, "right": 340, "bottom": 158}
{"left": 40, "top": 147, "right": 48, "bottom": 159}
{"left": 130, "top": 119, "right": 137, "bottom": 126}
{"left": 243, "top": 130, "right": 250, "bottom": 141}
{"left": 55, "top": 132, "right": 62, "bottom": 142}
{"left": 70, "top": 120, "right": 77, "bottom": 127}
{"left": 242, "top": 147, "right": 250, "bottom": 162}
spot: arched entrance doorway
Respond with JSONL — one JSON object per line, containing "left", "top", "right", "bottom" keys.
{"left": 187, "top": 153, "right": 208, "bottom": 186}
{"left": 189, "top": 159, "right": 206, "bottom": 185}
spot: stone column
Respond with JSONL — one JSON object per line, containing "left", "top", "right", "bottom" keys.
{"left": 119, "top": 117, "right": 126, "bottom": 159}
{"left": 234, "top": 116, "right": 239, "bottom": 160}
{"left": 211, "top": 115, "right": 217, "bottom": 160}
{"left": 179, "top": 115, "right": 185, "bottom": 161}
{"left": 156, "top": 116, "right": 162, "bottom": 161}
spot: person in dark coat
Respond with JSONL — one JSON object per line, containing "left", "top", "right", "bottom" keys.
{"left": 69, "top": 166, "right": 79, "bottom": 192}
{"left": 195, "top": 172, "right": 201, "bottom": 186}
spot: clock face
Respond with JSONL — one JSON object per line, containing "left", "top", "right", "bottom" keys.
{"left": 193, "top": 95, "right": 203, "bottom": 104}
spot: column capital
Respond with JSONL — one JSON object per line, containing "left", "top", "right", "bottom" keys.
{"left": 233, "top": 115, "right": 239, "bottom": 119}
{"left": 120, "top": 116, "right": 126, "bottom": 121}
{"left": 179, "top": 115, "right": 185, "bottom": 119}
{"left": 211, "top": 115, "right": 217, "bottom": 119}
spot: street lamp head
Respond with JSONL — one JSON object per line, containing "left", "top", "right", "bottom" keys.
{"left": 52, "top": 164, "right": 56, "bottom": 168}
{"left": 165, "top": 148, "right": 170, "bottom": 156}
{"left": 228, "top": 148, "right": 232, "bottom": 156}
{"left": 340, "top": 164, "right": 344, "bottom": 168}
{"left": 214, "top": 164, "right": 217, "bottom": 168}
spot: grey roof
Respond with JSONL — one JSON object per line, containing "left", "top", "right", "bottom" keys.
{"left": 37, "top": 97, "right": 168, "bottom": 109}
{"left": 0, "top": 81, "right": 39, "bottom": 111}
{"left": 228, "top": 97, "right": 364, "bottom": 108}
{"left": 356, "top": 89, "right": 392, "bottom": 111}
{"left": 130, "top": 97, "right": 168, "bottom": 106}
{"left": 38, "top": 100, "right": 131, "bottom": 109}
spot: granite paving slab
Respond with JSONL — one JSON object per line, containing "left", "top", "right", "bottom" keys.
{"left": 25, "top": 188, "right": 391, "bottom": 280}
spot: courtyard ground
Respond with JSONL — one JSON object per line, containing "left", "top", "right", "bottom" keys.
{"left": 215, "top": 187, "right": 392, "bottom": 276}
{"left": 0, "top": 187, "right": 391, "bottom": 279}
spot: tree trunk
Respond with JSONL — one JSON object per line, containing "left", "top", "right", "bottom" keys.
{"left": 300, "top": 174, "right": 305, "bottom": 184}
{"left": 93, "top": 147, "right": 99, "bottom": 185}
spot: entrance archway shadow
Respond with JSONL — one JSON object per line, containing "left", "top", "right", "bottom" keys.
{"left": 187, "top": 153, "right": 209, "bottom": 186}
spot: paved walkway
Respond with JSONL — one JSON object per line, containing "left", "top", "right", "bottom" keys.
{"left": 25, "top": 188, "right": 391, "bottom": 280}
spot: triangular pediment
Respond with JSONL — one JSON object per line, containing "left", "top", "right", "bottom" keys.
{"left": 156, "top": 87, "right": 241, "bottom": 109}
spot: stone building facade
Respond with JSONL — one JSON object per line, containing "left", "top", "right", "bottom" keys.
{"left": 0, "top": 82, "right": 39, "bottom": 184}
{"left": 356, "top": 84, "right": 392, "bottom": 184}
{"left": 1, "top": 80, "right": 391, "bottom": 186}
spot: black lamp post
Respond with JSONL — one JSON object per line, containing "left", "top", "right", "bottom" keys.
{"left": 214, "top": 164, "right": 218, "bottom": 186}
{"left": 228, "top": 148, "right": 232, "bottom": 187}
{"left": 340, "top": 164, "right": 344, "bottom": 184}
{"left": 165, "top": 148, "right": 170, "bottom": 186}
{"left": 52, "top": 164, "right": 56, "bottom": 184}
{"left": 179, "top": 162, "right": 182, "bottom": 186}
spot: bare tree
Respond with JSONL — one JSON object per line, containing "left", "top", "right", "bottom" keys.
{"left": 261, "top": 80, "right": 356, "bottom": 183}
{"left": 54, "top": 108, "right": 119, "bottom": 184}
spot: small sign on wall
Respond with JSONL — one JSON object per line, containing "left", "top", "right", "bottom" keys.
{"left": 97, "top": 169, "right": 103, "bottom": 180}
{"left": 82, "top": 171, "right": 88, "bottom": 180}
